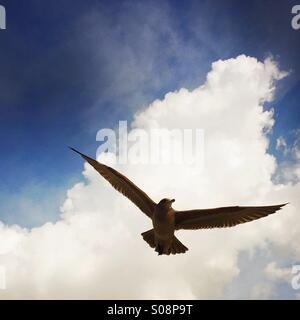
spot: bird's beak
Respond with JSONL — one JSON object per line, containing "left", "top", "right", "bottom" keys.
{"left": 171, "top": 199, "right": 175, "bottom": 203}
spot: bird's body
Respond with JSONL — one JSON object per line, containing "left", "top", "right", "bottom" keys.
{"left": 141, "top": 199, "right": 188, "bottom": 255}
{"left": 153, "top": 200, "right": 175, "bottom": 239}
{"left": 70, "top": 147, "right": 287, "bottom": 256}
{"left": 152, "top": 200, "right": 176, "bottom": 255}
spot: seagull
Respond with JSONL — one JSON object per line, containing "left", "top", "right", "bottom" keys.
{"left": 70, "top": 147, "right": 287, "bottom": 256}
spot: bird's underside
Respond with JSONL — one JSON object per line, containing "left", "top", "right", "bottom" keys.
{"left": 70, "top": 147, "right": 288, "bottom": 256}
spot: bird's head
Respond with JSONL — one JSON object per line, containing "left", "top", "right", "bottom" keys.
{"left": 158, "top": 198, "right": 175, "bottom": 208}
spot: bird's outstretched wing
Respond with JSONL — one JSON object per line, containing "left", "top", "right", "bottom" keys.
{"left": 175, "top": 204, "right": 287, "bottom": 230}
{"left": 70, "top": 147, "right": 156, "bottom": 218}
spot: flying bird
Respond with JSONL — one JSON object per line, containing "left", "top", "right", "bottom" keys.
{"left": 70, "top": 147, "right": 287, "bottom": 256}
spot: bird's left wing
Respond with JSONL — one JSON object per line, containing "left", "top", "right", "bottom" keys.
{"left": 70, "top": 148, "right": 156, "bottom": 218}
{"left": 175, "top": 204, "right": 287, "bottom": 230}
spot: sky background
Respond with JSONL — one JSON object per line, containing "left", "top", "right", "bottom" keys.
{"left": 0, "top": 0, "right": 300, "bottom": 299}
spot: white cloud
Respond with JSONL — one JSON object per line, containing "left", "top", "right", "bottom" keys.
{"left": 251, "top": 282, "right": 275, "bottom": 300}
{"left": 265, "top": 262, "right": 292, "bottom": 283}
{"left": 276, "top": 136, "right": 288, "bottom": 154}
{"left": 0, "top": 55, "right": 299, "bottom": 299}
{"left": 246, "top": 261, "right": 295, "bottom": 299}
{"left": 274, "top": 132, "right": 300, "bottom": 184}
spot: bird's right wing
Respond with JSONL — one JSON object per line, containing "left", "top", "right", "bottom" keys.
{"left": 175, "top": 204, "right": 287, "bottom": 230}
{"left": 70, "top": 148, "right": 156, "bottom": 218}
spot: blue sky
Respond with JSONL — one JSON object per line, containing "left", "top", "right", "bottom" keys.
{"left": 0, "top": 0, "right": 299, "bottom": 227}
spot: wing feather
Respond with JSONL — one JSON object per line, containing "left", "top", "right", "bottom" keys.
{"left": 70, "top": 148, "right": 156, "bottom": 218}
{"left": 175, "top": 204, "right": 287, "bottom": 230}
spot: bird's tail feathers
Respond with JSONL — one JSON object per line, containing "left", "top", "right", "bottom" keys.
{"left": 171, "top": 236, "right": 188, "bottom": 254}
{"left": 141, "top": 229, "right": 188, "bottom": 255}
{"left": 141, "top": 229, "right": 156, "bottom": 248}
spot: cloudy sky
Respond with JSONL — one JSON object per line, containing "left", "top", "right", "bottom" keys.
{"left": 0, "top": 0, "right": 300, "bottom": 299}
